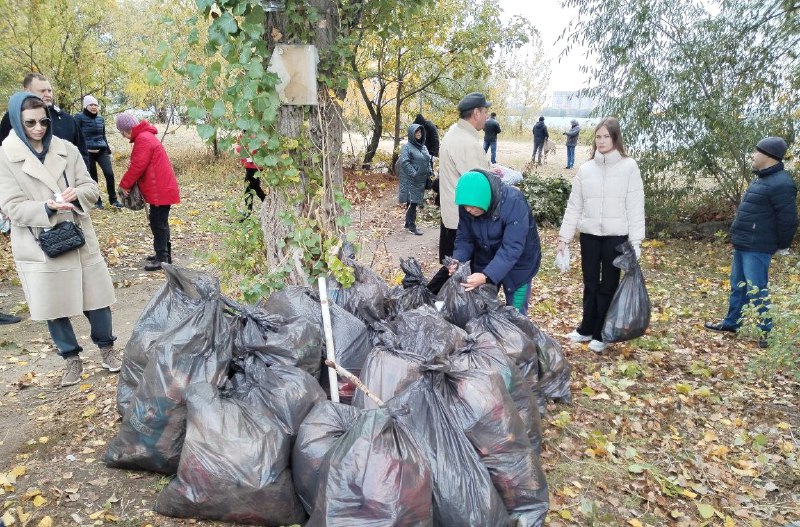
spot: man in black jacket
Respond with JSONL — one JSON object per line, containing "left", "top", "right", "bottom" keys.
{"left": 531, "top": 116, "right": 549, "bottom": 165}
{"left": 483, "top": 112, "right": 501, "bottom": 164}
{"left": 0, "top": 73, "right": 88, "bottom": 168}
{"left": 704, "top": 137, "right": 798, "bottom": 347}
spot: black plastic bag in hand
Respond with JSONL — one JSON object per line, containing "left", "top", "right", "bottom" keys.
{"left": 385, "top": 257, "right": 436, "bottom": 317}
{"left": 154, "top": 382, "right": 306, "bottom": 526}
{"left": 104, "top": 291, "right": 233, "bottom": 475}
{"left": 387, "top": 370, "right": 509, "bottom": 527}
{"left": 117, "top": 264, "right": 217, "bottom": 416}
{"left": 436, "top": 260, "right": 500, "bottom": 328}
{"left": 293, "top": 401, "right": 362, "bottom": 514}
{"left": 307, "top": 407, "right": 433, "bottom": 527}
{"left": 602, "top": 241, "right": 651, "bottom": 343}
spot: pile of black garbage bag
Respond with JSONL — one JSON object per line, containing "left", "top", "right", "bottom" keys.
{"left": 105, "top": 257, "right": 573, "bottom": 526}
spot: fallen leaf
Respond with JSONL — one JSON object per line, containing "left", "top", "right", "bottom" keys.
{"left": 696, "top": 502, "right": 716, "bottom": 519}
{"left": 37, "top": 517, "right": 53, "bottom": 527}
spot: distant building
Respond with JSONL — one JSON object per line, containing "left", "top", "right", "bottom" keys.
{"left": 551, "top": 91, "right": 598, "bottom": 113}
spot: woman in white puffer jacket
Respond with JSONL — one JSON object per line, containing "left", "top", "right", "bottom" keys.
{"left": 556, "top": 117, "right": 645, "bottom": 353}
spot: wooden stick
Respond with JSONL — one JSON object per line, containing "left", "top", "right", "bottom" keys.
{"left": 324, "top": 359, "right": 384, "bottom": 407}
{"left": 318, "top": 277, "right": 340, "bottom": 403}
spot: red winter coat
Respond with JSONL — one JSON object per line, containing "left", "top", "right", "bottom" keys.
{"left": 119, "top": 121, "right": 180, "bottom": 205}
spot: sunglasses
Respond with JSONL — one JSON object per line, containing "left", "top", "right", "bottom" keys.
{"left": 23, "top": 118, "right": 51, "bottom": 129}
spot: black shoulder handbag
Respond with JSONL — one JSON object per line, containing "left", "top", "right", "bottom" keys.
{"left": 28, "top": 173, "right": 86, "bottom": 258}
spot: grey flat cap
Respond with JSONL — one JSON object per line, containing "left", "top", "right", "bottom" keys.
{"left": 457, "top": 92, "right": 491, "bottom": 112}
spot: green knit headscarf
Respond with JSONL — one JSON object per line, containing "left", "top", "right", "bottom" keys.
{"left": 455, "top": 171, "right": 491, "bottom": 211}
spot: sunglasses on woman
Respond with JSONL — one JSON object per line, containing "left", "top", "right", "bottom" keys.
{"left": 23, "top": 118, "right": 51, "bottom": 129}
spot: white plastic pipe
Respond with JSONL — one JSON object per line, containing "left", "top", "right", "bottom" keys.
{"left": 317, "top": 277, "right": 340, "bottom": 403}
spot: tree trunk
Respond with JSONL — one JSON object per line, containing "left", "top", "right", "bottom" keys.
{"left": 260, "top": 0, "right": 346, "bottom": 286}
{"left": 362, "top": 112, "right": 383, "bottom": 167}
{"left": 391, "top": 79, "right": 403, "bottom": 175}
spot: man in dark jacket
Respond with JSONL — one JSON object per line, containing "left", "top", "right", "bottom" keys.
{"left": 0, "top": 73, "right": 88, "bottom": 168}
{"left": 413, "top": 113, "right": 440, "bottom": 159}
{"left": 705, "top": 136, "right": 798, "bottom": 347}
{"left": 531, "top": 116, "right": 549, "bottom": 165}
{"left": 563, "top": 119, "right": 580, "bottom": 169}
{"left": 449, "top": 169, "right": 542, "bottom": 314}
{"left": 483, "top": 112, "right": 502, "bottom": 164}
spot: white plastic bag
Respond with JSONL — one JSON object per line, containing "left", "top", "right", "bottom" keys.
{"left": 554, "top": 247, "right": 570, "bottom": 273}
{"left": 491, "top": 164, "right": 524, "bottom": 186}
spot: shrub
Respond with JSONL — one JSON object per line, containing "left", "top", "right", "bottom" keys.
{"left": 517, "top": 175, "right": 572, "bottom": 227}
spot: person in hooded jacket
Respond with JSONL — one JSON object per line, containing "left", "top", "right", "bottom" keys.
{"left": 532, "top": 116, "right": 549, "bottom": 165}
{"left": 74, "top": 95, "right": 122, "bottom": 208}
{"left": 398, "top": 123, "right": 431, "bottom": 235}
{"left": 0, "top": 92, "right": 119, "bottom": 387}
{"left": 449, "top": 169, "right": 542, "bottom": 314}
{"left": 563, "top": 119, "right": 580, "bottom": 169}
{"left": 412, "top": 113, "right": 440, "bottom": 159}
{"left": 115, "top": 113, "right": 180, "bottom": 271}
{"left": 556, "top": 117, "right": 645, "bottom": 353}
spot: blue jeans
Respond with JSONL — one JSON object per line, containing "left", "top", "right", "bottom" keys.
{"left": 722, "top": 250, "right": 772, "bottom": 332}
{"left": 503, "top": 281, "right": 532, "bottom": 315}
{"left": 566, "top": 145, "right": 576, "bottom": 168}
{"left": 483, "top": 138, "right": 497, "bottom": 164}
{"left": 47, "top": 307, "right": 116, "bottom": 358}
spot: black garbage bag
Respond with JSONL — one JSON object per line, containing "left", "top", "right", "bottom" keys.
{"left": 602, "top": 241, "right": 651, "bottom": 342}
{"left": 326, "top": 243, "right": 389, "bottom": 324}
{"left": 387, "top": 368, "right": 510, "bottom": 527}
{"left": 226, "top": 299, "right": 323, "bottom": 378}
{"left": 293, "top": 401, "right": 362, "bottom": 514}
{"left": 436, "top": 364, "right": 549, "bottom": 526}
{"left": 502, "top": 308, "right": 573, "bottom": 405}
{"left": 228, "top": 354, "right": 326, "bottom": 437}
{"left": 264, "top": 286, "right": 370, "bottom": 404}
{"left": 465, "top": 308, "right": 543, "bottom": 414}
{"left": 352, "top": 329, "right": 427, "bottom": 410}
{"left": 307, "top": 407, "right": 433, "bottom": 527}
{"left": 385, "top": 257, "right": 435, "bottom": 317}
{"left": 104, "top": 291, "right": 233, "bottom": 474}
{"left": 391, "top": 304, "right": 468, "bottom": 360}
{"left": 153, "top": 382, "right": 306, "bottom": 526}
{"left": 117, "top": 264, "right": 217, "bottom": 416}
{"left": 436, "top": 260, "right": 500, "bottom": 328}
{"left": 450, "top": 333, "right": 542, "bottom": 451}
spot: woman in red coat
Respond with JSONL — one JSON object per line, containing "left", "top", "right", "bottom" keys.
{"left": 115, "top": 113, "right": 180, "bottom": 271}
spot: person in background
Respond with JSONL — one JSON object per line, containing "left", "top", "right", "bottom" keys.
{"left": 532, "top": 116, "right": 549, "bottom": 166}
{"left": 563, "top": 119, "right": 580, "bottom": 169}
{"left": 427, "top": 92, "right": 492, "bottom": 295}
{"left": 450, "top": 170, "right": 542, "bottom": 314}
{"left": 0, "top": 92, "right": 119, "bottom": 387}
{"left": 398, "top": 123, "right": 431, "bottom": 236}
{"left": 0, "top": 210, "right": 22, "bottom": 325}
{"left": 74, "top": 95, "right": 122, "bottom": 209}
{"left": 413, "top": 113, "right": 440, "bottom": 160}
{"left": 556, "top": 117, "right": 645, "bottom": 353}
{"left": 0, "top": 73, "right": 88, "bottom": 168}
{"left": 704, "top": 136, "right": 797, "bottom": 348}
{"left": 235, "top": 135, "right": 266, "bottom": 214}
{"left": 115, "top": 113, "right": 180, "bottom": 271}
{"left": 483, "top": 112, "right": 502, "bottom": 164}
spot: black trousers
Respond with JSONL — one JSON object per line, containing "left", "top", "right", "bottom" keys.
{"left": 148, "top": 205, "right": 172, "bottom": 263}
{"left": 427, "top": 223, "right": 458, "bottom": 295}
{"left": 577, "top": 233, "right": 628, "bottom": 341}
{"left": 404, "top": 202, "right": 418, "bottom": 229}
{"left": 88, "top": 150, "right": 117, "bottom": 203}
{"left": 244, "top": 168, "right": 266, "bottom": 210}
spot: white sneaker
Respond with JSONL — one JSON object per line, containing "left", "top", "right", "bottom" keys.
{"left": 588, "top": 340, "right": 607, "bottom": 353}
{"left": 567, "top": 330, "right": 592, "bottom": 343}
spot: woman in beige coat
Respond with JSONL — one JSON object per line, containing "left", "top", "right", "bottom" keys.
{"left": 0, "top": 92, "right": 119, "bottom": 387}
{"left": 556, "top": 117, "right": 645, "bottom": 353}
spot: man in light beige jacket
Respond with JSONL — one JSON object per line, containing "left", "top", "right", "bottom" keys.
{"left": 427, "top": 92, "right": 491, "bottom": 294}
